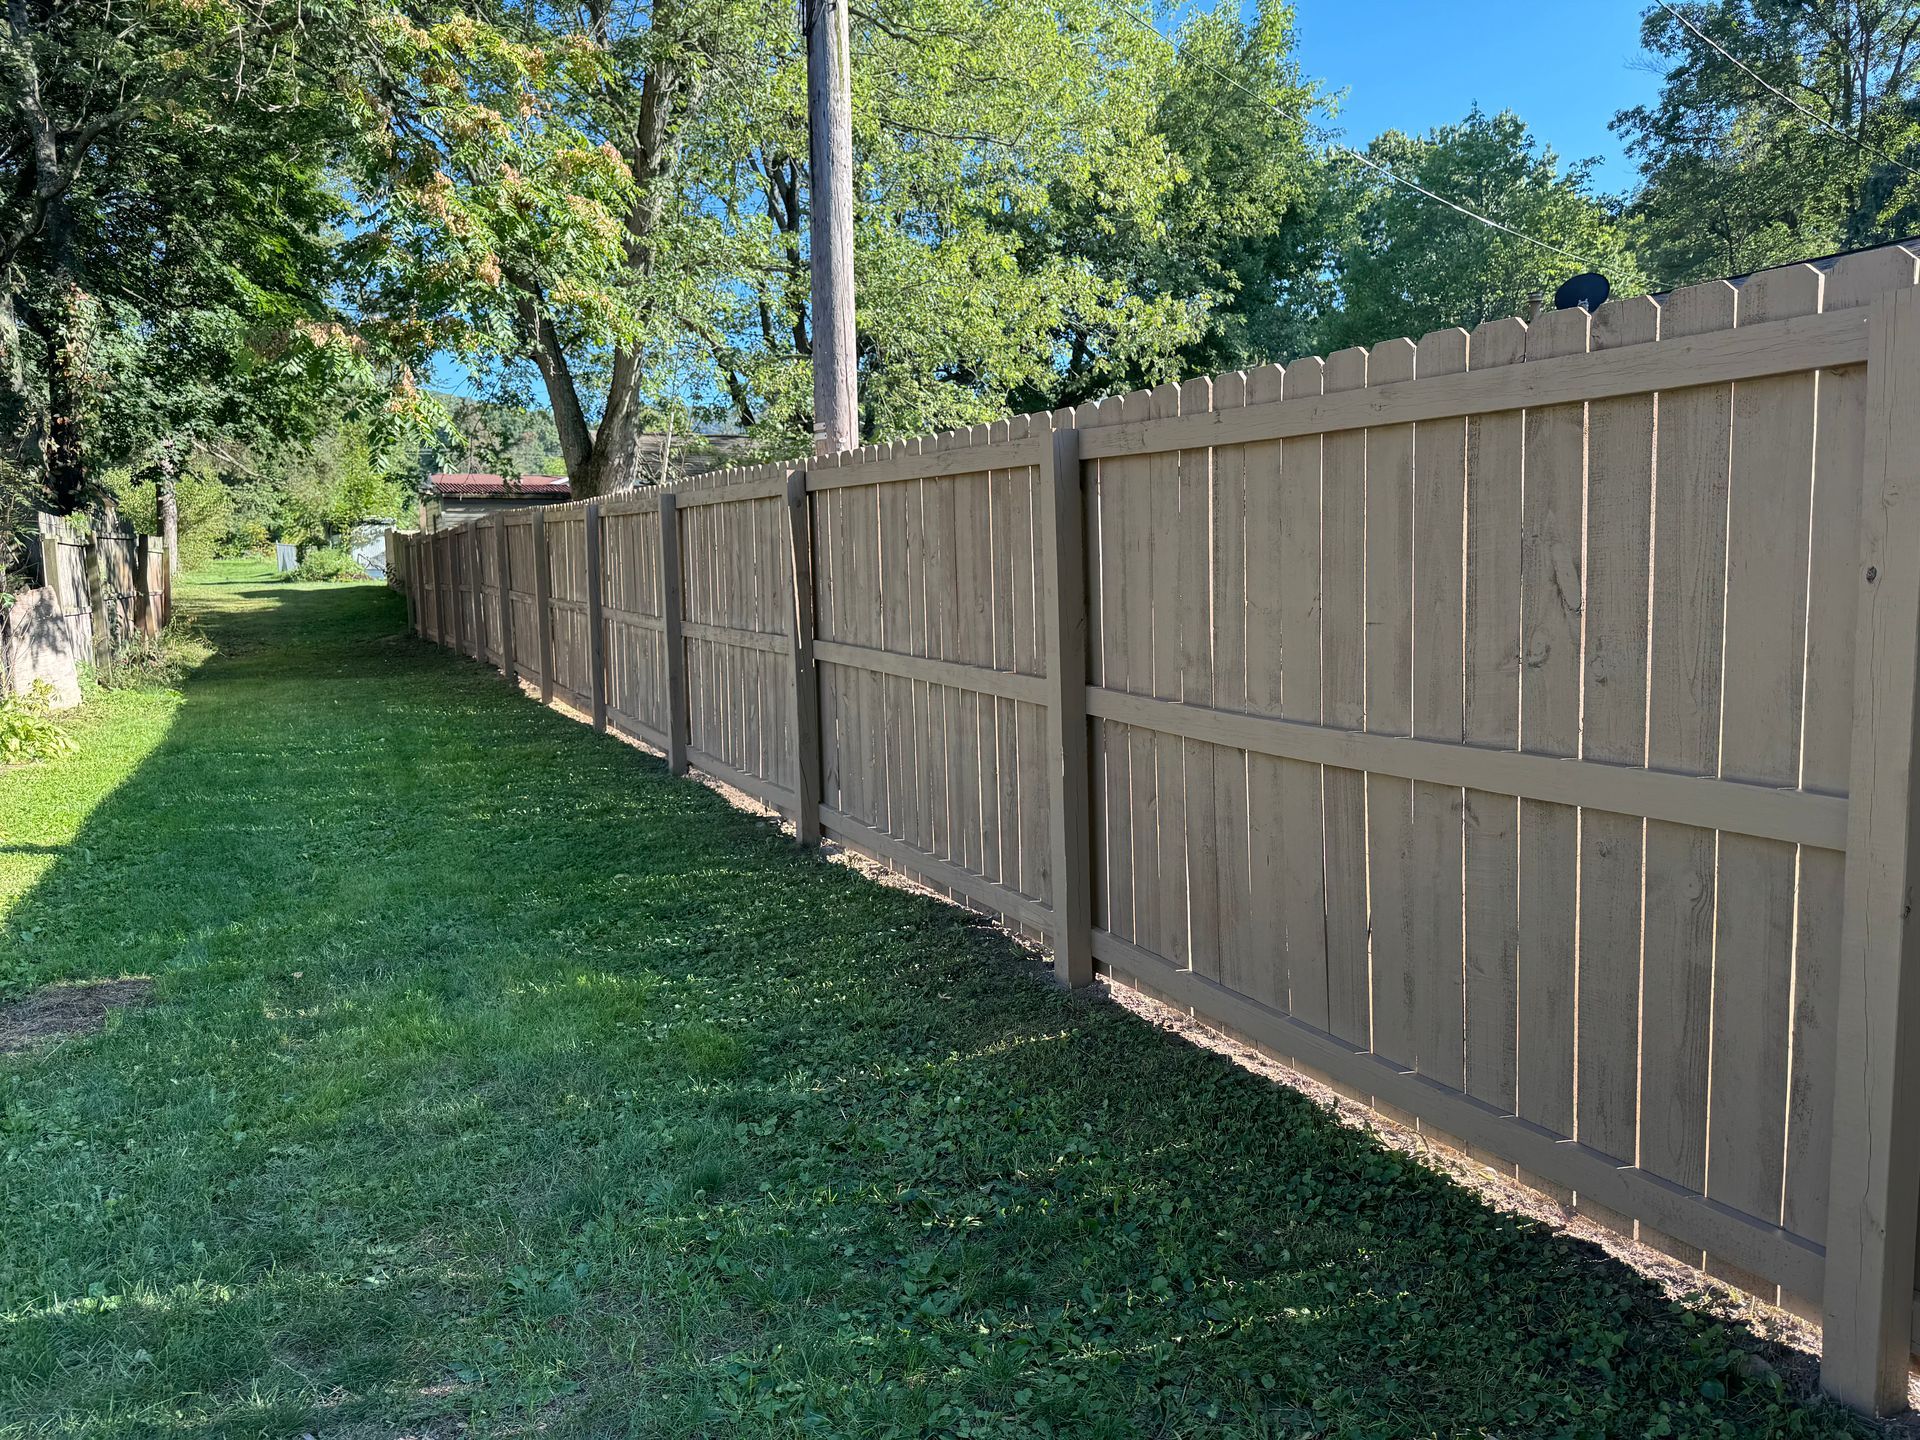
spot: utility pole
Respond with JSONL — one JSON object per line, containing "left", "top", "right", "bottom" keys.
{"left": 803, "top": 0, "right": 857, "bottom": 457}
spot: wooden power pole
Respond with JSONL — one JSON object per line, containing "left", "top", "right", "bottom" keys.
{"left": 803, "top": 0, "right": 857, "bottom": 456}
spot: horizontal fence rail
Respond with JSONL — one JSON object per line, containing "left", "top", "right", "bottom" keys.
{"left": 400, "top": 247, "right": 1920, "bottom": 1417}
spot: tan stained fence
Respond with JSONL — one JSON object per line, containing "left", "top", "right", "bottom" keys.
{"left": 402, "top": 248, "right": 1920, "bottom": 1415}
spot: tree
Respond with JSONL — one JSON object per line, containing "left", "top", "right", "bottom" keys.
{"left": 1616, "top": 0, "right": 1920, "bottom": 287}
{"left": 356, "top": 1, "right": 740, "bottom": 497}
{"left": 1007, "top": 0, "right": 1334, "bottom": 405}
{"left": 1319, "top": 107, "right": 1643, "bottom": 352}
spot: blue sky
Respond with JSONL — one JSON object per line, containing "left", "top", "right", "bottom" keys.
{"left": 1284, "top": 0, "right": 1665, "bottom": 192}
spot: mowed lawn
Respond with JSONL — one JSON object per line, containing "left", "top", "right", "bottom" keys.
{"left": 0, "top": 561, "right": 1867, "bottom": 1439}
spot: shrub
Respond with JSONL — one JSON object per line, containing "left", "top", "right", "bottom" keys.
{"left": 219, "top": 520, "right": 271, "bottom": 557}
{"left": 98, "top": 618, "right": 216, "bottom": 691}
{"left": 0, "top": 684, "right": 77, "bottom": 766}
{"left": 288, "top": 546, "right": 369, "bottom": 583}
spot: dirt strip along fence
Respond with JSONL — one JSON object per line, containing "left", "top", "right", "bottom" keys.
{"left": 403, "top": 249, "right": 1920, "bottom": 1414}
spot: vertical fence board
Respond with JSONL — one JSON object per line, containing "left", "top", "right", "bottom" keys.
{"left": 1042, "top": 420, "right": 1092, "bottom": 984}
{"left": 1462, "top": 317, "right": 1526, "bottom": 1138}
{"left": 1575, "top": 295, "right": 1660, "bottom": 1222}
{"left": 1364, "top": 338, "right": 1418, "bottom": 1069}
{"left": 1409, "top": 327, "right": 1469, "bottom": 1093}
{"left": 1708, "top": 264, "right": 1824, "bottom": 1291}
{"left": 1640, "top": 281, "right": 1739, "bottom": 1259}
{"left": 1516, "top": 304, "right": 1590, "bottom": 1175}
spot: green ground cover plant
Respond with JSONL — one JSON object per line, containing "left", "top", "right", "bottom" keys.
{"left": 0, "top": 560, "right": 1871, "bottom": 1438}
{"left": 0, "top": 685, "right": 76, "bottom": 767}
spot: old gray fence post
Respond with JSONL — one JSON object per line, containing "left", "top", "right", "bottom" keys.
{"left": 785, "top": 469, "right": 822, "bottom": 844}
{"left": 494, "top": 517, "right": 513, "bottom": 678}
{"left": 1038, "top": 414, "right": 1093, "bottom": 988}
{"left": 584, "top": 501, "right": 608, "bottom": 732}
{"left": 658, "top": 492, "right": 689, "bottom": 775}
{"left": 533, "top": 511, "right": 555, "bottom": 704}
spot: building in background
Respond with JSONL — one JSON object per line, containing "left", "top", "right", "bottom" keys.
{"left": 422, "top": 474, "right": 571, "bottom": 530}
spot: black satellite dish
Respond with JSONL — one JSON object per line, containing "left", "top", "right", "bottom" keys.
{"left": 1554, "top": 271, "right": 1611, "bottom": 313}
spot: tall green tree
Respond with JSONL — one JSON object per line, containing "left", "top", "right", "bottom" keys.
{"left": 1320, "top": 107, "right": 1642, "bottom": 352}
{"left": 1615, "top": 0, "right": 1920, "bottom": 287}
{"left": 1, "top": 0, "right": 379, "bottom": 511}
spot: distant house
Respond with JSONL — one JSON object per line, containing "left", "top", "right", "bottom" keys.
{"left": 423, "top": 473, "right": 571, "bottom": 530}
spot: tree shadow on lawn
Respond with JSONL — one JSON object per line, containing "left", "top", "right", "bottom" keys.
{"left": 0, "top": 576, "right": 1871, "bottom": 1439}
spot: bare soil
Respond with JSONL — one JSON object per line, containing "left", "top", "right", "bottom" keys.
{"left": 0, "top": 977, "right": 152, "bottom": 1054}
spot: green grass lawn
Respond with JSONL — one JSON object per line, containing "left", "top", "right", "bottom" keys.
{"left": 0, "top": 559, "right": 1869, "bottom": 1439}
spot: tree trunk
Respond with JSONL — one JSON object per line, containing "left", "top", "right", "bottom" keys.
{"left": 157, "top": 466, "right": 179, "bottom": 575}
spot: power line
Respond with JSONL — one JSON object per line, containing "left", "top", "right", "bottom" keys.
{"left": 1651, "top": 0, "right": 1920, "bottom": 180}
{"left": 1108, "top": 3, "right": 1603, "bottom": 272}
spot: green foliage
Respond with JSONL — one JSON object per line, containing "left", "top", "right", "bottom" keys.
{"left": 0, "top": 684, "right": 74, "bottom": 766}
{"left": 95, "top": 620, "right": 216, "bottom": 692}
{"left": 1321, "top": 108, "right": 1643, "bottom": 352}
{"left": 104, "top": 466, "right": 234, "bottom": 572}
{"left": 427, "top": 392, "right": 564, "bottom": 480}
{"left": 0, "top": 563, "right": 1870, "bottom": 1437}
{"left": 1616, "top": 1, "right": 1920, "bottom": 288}
{"left": 288, "top": 546, "right": 370, "bottom": 583}
{"left": 276, "top": 423, "right": 413, "bottom": 546}
{"left": 1, "top": 0, "right": 388, "bottom": 506}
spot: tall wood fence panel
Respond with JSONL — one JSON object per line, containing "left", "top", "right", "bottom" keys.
{"left": 676, "top": 469, "right": 800, "bottom": 810}
{"left": 543, "top": 508, "right": 593, "bottom": 711}
{"left": 808, "top": 426, "right": 1056, "bottom": 929}
{"left": 399, "top": 248, "right": 1920, "bottom": 1415}
{"left": 478, "top": 526, "right": 506, "bottom": 672}
{"left": 600, "top": 494, "right": 669, "bottom": 746}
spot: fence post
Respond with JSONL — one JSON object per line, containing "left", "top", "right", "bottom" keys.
{"left": 494, "top": 516, "right": 513, "bottom": 678}
{"left": 659, "top": 492, "right": 689, "bottom": 775}
{"left": 533, "top": 510, "right": 555, "bottom": 705}
{"left": 467, "top": 525, "right": 485, "bottom": 662}
{"left": 408, "top": 536, "right": 422, "bottom": 637}
{"left": 457, "top": 529, "right": 473, "bottom": 655}
{"left": 83, "top": 527, "right": 110, "bottom": 665}
{"left": 1823, "top": 283, "right": 1920, "bottom": 1414}
{"left": 425, "top": 532, "right": 441, "bottom": 644}
{"left": 1037, "top": 414, "right": 1093, "bottom": 988}
{"left": 584, "top": 501, "right": 608, "bottom": 733}
{"left": 785, "top": 469, "right": 822, "bottom": 844}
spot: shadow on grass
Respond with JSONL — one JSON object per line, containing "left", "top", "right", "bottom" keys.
{"left": 0, "top": 571, "right": 1867, "bottom": 1440}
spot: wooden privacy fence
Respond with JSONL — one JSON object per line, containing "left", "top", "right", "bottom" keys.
{"left": 403, "top": 248, "right": 1920, "bottom": 1414}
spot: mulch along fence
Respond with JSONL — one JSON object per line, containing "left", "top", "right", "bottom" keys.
{"left": 402, "top": 247, "right": 1920, "bottom": 1414}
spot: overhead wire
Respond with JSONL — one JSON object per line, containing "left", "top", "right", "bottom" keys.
{"left": 1106, "top": 3, "right": 1607, "bottom": 273}
{"left": 1650, "top": 0, "right": 1920, "bottom": 180}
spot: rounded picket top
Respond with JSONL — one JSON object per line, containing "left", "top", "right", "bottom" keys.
{"left": 1530, "top": 302, "right": 1591, "bottom": 360}
{"left": 1661, "top": 277, "right": 1738, "bottom": 338}
{"left": 1284, "top": 353, "right": 1325, "bottom": 398}
{"left": 1326, "top": 345, "right": 1368, "bottom": 391}
{"left": 1246, "top": 362, "right": 1285, "bottom": 404}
